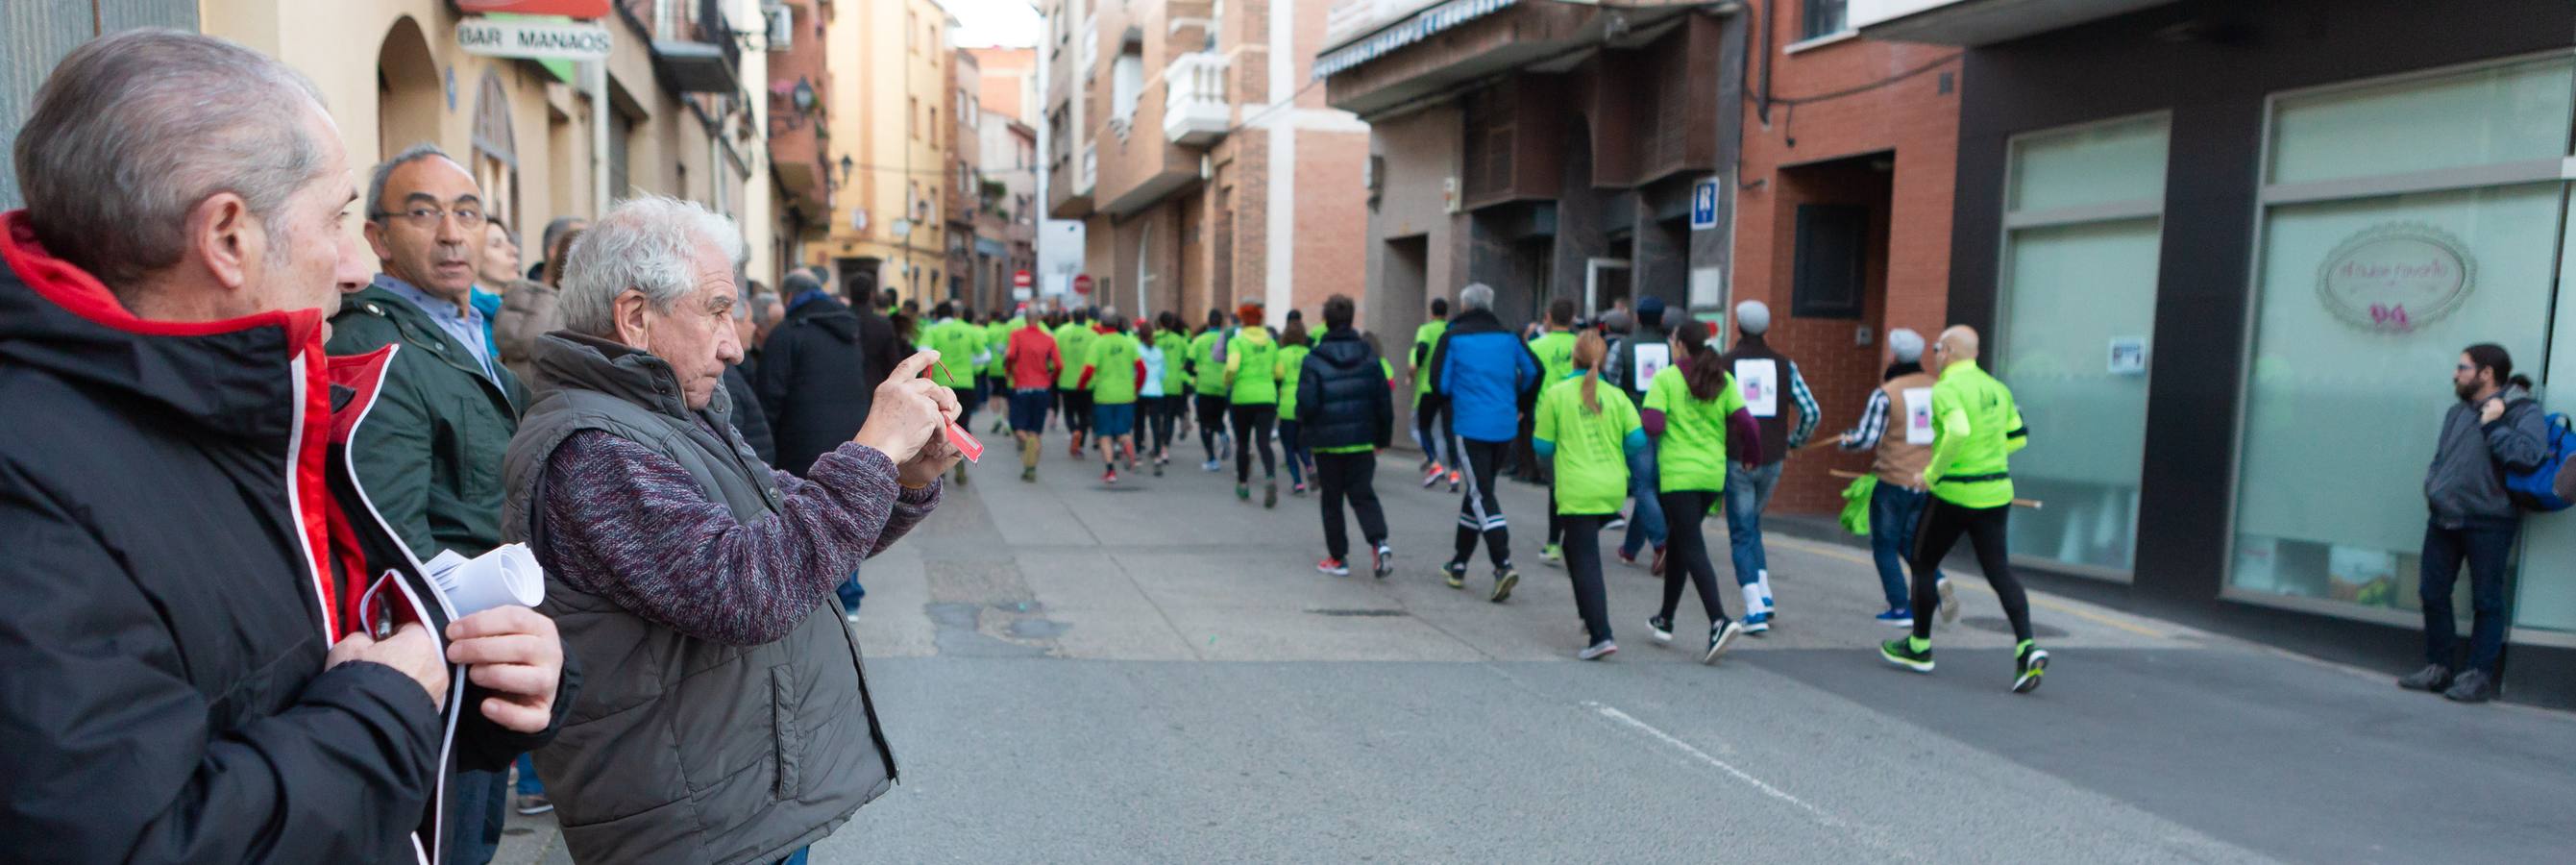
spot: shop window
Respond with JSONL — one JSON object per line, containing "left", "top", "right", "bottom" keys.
{"left": 1790, "top": 204, "right": 1865, "bottom": 319}
{"left": 2231, "top": 56, "right": 2576, "bottom": 628}
{"left": 1998, "top": 112, "right": 2170, "bottom": 577}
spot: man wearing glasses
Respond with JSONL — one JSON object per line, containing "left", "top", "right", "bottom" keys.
{"left": 329, "top": 142, "right": 543, "bottom": 864}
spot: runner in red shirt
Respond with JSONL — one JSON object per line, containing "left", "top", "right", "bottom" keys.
{"left": 1004, "top": 309, "right": 1064, "bottom": 482}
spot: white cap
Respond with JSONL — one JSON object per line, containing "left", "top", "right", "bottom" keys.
{"left": 1887, "top": 328, "right": 1925, "bottom": 362}
{"left": 1735, "top": 300, "right": 1772, "bottom": 335}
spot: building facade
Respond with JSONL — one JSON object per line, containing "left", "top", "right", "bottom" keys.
{"left": 822, "top": 0, "right": 958, "bottom": 305}
{"left": 1318, "top": 1, "right": 1746, "bottom": 388}
{"left": 1860, "top": 0, "right": 2576, "bottom": 705}
{"left": 1043, "top": 0, "right": 1370, "bottom": 323}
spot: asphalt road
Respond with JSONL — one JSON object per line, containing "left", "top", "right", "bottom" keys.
{"left": 503, "top": 424, "right": 2576, "bottom": 864}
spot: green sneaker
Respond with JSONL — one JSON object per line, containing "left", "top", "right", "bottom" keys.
{"left": 1237, "top": 484, "right": 1251, "bottom": 501}
{"left": 1020, "top": 467, "right": 1036, "bottom": 483}
{"left": 1880, "top": 637, "right": 1934, "bottom": 673}
{"left": 1442, "top": 560, "right": 1467, "bottom": 590}
{"left": 2013, "top": 641, "right": 2049, "bottom": 694}
{"left": 1538, "top": 544, "right": 1563, "bottom": 566}
{"left": 1489, "top": 567, "right": 1519, "bottom": 604}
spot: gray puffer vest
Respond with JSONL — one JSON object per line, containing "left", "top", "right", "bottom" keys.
{"left": 501, "top": 333, "right": 895, "bottom": 865}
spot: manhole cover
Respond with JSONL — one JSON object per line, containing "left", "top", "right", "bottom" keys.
{"left": 1308, "top": 608, "right": 1410, "bottom": 617}
{"left": 1960, "top": 615, "right": 2069, "bottom": 638}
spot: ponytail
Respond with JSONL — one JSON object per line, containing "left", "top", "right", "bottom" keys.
{"left": 1573, "top": 332, "right": 1608, "bottom": 414}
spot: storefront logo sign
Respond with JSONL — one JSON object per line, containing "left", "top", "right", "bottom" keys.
{"left": 457, "top": 17, "right": 614, "bottom": 62}
{"left": 2316, "top": 223, "right": 2474, "bottom": 334}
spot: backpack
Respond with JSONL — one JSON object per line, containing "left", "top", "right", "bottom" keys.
{"left": 2506, "top": 411, "right": 2576, "bottom": 511}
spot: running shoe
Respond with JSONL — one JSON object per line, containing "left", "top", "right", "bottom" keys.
{"left": 1153, "top": 461, "right": 1165, "bottom": 478}
{"left": 1263, "top": 482, "right": 1279, "bottom": 509}
{"left": 953, "top": 462, "right": 969, "bottom": 486}
{"left": 1938, "top": 578, "right": 1959, "bottom": 624}
{"left": 1649, "top": 546, "right": 1667, "bottom": 577}
{"left": 1316, "top": 557, "right": 1350, "bottom": 577}
{"left": 1237, "top": 483, "right": 1251, "bottom": 501}
{"left": 1202, "top": 459, "right": 1222, "bottom": 473}
{"left": 1704, "top": 620, "right": 1746, "bottom": 665}
{"left": 2013, "top": 641, "right": 2049, "bottom": 694}
{"left": 1447, "top": 470, "right": 1460, "bottom": 492}
{"left": 1875, "top": 608, "right": 1914, "bottom": 628}
{"left": 1615, "top": 549, "right": 1639, "bottom": 569}
{"left": 1489, "top": 566, "right": 1519, "bottom": 603}
{"left": 1538, "top": 543, "right": 1563, "bottom": 566}
{"left": 1880, "top": 637, "right": 1934, "bottom": 673}
{"left": 2397, "top": 663, "right": 2455, "bottom": 692}
{"left": 515, "top": 794, "right": 553, "bottom": 816}
{"left": 1741, "top": 611, "right": 1772, "bottom": 634}
{"left": 2443, "top": 669, "right": 2497, "bottom": 703}
{"left": 1421, "top": 462, "right": 1446, "bottom": 487}
{"left": 1102, "top": 468, "right": 1118, "bottom": 484}
{"left": 1604, "top": 515, "right": 1629, "bottom": 533}
{"left": 1291, "top": 482, "right": 1308, "bottom": 497}
{"left": 1579, "top": 640, "right": 1618, "bottom": 661}
{"left": 1647, "top": 615, "right": 1675, "bottom": 643}
{"left": 1372, "top": 543, "right": 1393, "bottom": 580}
{"left": 1442, "top": 560, "right": 1467, "bottom": 589}
{"left": 1020, "top": 467, "right": 1037, "bottom": 482}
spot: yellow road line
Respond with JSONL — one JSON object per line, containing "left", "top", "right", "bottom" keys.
{"left": 1771, "top": 536, "right": 2172, "bottom": 640}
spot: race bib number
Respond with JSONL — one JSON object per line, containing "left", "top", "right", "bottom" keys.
{"left": 1735, "top": 358, "right": 1779, "bottom": 417}
{"left": 1901, "top": 386, "right": 1934, "bottom": 445}
{"left": 1631, "top": 343, "right": 1671, "bottom": 389}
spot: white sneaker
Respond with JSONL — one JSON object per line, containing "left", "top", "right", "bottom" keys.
{"left": 1579, "top": 640, "right": 1618, "bottom": 661}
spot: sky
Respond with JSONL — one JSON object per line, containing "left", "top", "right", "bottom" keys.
{"left": 945, "top": 0, "right": 1043, "bottom": 48}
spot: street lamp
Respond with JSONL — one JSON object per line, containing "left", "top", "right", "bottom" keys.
{"left": 839, "top": 154, "right": 853, "bottom": 185}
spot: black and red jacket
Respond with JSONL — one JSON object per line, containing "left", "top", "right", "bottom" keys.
{"left": 0, "top": 210, "right": 568, "bottom": 863}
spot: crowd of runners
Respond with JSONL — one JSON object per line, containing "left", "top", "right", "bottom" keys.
{"left": 963, "top": 284, "right": 2048, "bottom": 693}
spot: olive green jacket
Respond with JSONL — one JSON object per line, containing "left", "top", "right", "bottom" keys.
{"left": 328, "top": 283, "right": 530, "bottom": 560}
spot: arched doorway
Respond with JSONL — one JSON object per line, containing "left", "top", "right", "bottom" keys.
{"left": 376, "top": 16, "right": 441, "bottom": 166}
{"left": 471, "top": 70, "right": 520, "bottom": 242}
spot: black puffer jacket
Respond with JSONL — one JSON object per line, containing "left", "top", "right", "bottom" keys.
{"left": 723, "top": 363, "right": 777, "bottom": 464}
{"left": 0, "top": 211, "right": 574, "bottom": 863}
{"left": 756, "top": 294, "right": 889, "bottom": 476}
{"left": 1294, "top": 327, "right": 1394, "bottom": 450}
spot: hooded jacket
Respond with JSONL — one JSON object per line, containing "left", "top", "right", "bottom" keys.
{"left": 2426, "top": 383, "right": 2550, "bottom": 527}
{"left": 756, "top": 293, "right": 878, "bottom": 476}
{"left": 1294, "top": 327, "right": 1394, "bottom": 450}
{"left": 0, "top": 211, "right": 571, "bottom": 864}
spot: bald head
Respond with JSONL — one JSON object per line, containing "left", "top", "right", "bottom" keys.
{"left": 1932, "top": 326, "right": 1981, "bottom": 373}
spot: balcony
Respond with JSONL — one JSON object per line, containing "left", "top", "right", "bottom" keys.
{"left": 767, "top": 1, "right": 832, "bottom": 219}
{"left": 1852, "top": 0, "right": 2181, "bottom": 45}
{"left": 1162, "top": 52, "right": 1231, "bottom": 146}
{"left": 620, "top": 0, "right": 742, "bottom": 94}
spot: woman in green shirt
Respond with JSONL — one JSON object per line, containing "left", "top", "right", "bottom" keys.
{"left": 1533, "top": 334, "right": 1642, "bottom": 660}
{"left": 1640, "top": 324, "right": 1757, "bottom": 661}
{"left": 1274, "top": 320, "right": 1315, "bottom": 496}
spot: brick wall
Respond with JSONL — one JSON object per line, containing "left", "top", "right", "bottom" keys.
{"left": 1731, "top": 24, "right": 1961, "bottom": 516}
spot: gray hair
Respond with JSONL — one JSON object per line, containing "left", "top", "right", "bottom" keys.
{"left": 778, "top": 269, "right": 822, "bottom": 298}
{"left": 748, "top": 290, "right": 784, "bottom": 328}
{"left": 13, "top": 29, "right": 328, "bottom": 290}
{"left": 558, "top": 196, "right": 748, "bottom": 337}
{"left": 1459, "top": 283, "right": 1495, "bottom": 312}
{"left": 367, "top": 142, "right": 460, "bottom": 219}
{"left": 541, "top": 215, "right": 587, "bottom": 254}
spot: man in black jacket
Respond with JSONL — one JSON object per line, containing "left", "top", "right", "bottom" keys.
{"left": 1295, "top": 295, "right": 1397, "bottom": 579}
{"left": 758, "top": 271, "right": 895, "bottom": 476}
{"left": 0, "top": 30, "right": 569, "bottom": 863}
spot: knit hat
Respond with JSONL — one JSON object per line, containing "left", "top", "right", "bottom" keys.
{"left": 1735, "top": 300, "right": 1772, "bottom": 335}
{"left": 1887, "top": 328, "right": 1925, "bottom": 362}
{"left": 1636, "top": 296, "right": 1666, "bottom": 327}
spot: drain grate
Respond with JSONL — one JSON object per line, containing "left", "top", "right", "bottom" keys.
{"left": 1308, "top": 608, "right": 1410, "bottom": 617}
{"left": 1960, "top": 615, "right": 2070, "bottom": 639}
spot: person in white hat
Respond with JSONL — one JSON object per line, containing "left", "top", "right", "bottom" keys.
{"left": 1715, "top": 300, "right": 1819, "bottom": 632}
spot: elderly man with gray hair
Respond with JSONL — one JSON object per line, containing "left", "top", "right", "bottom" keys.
{"left": 1422, "top": 283, "right": 1543, "bottom": 601}
{"left": 1836, "top": 327, "right": 1951, "bottom": 628}
{"left": 501, "top": 196, "right": 958, "bottom": 865}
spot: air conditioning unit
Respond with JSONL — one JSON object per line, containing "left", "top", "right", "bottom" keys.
{"left": 765, "top": 4, "right": 794, "bottom": 52}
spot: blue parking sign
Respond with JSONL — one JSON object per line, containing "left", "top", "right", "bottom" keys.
{"left": 1690, "top": 177, "right": 1720, "bottom": 231}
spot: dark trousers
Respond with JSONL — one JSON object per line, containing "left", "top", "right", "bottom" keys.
{"left": 1231, "top": 404, "right": 1277, "bottom": 483}
{"left": 2421, "top": 518, "right": 2516, "bottom": 674}
{"left": 1314, "top": 450, "right": 1388, "bottom": 560}
{"left": 1060, "top": 387, "right": 1092, "bottom": 434}
{"left": 1656, "top": 489, "right": 1731, "bottom": 628}
{"left": 1197, "top": 393, "right": 1231, "bottom": 459}
{"left": 1279, "top": 420, "right": 1310, "bottom": 485}
{"left": 1560, "top": 513, "right": 1617, "bottom": 645}
{"left": 444, "top": 769, "right": 507, "bottom": 864}
{"left": 949, "top": 385, "right": 977, "bottom": 432}
{"left": 1909, "top": 498, "right": 2030, "bottom": 643}
{"left": 1413, "top": 398, "right": 1449, "bottom": 466}
{"left": 1148, "top": 394, "right": 1184, "bottom": 456}
{"left": 1869, "top": 482, "right": 1937, "bottom": 609}
{"left": 1451, "top": 437, "right": 1512, "bottom": 568}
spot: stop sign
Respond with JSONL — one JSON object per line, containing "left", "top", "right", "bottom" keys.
{"left": 1013, "top": 269, "right": 1033, "bottom": 289}
{"left": 1072, "top": 274, "right": 1092, "bottom": 295}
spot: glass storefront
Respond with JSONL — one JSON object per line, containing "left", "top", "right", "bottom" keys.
{"left": 1996, "top": 114, "right": 2170, "bottom": 575}
{"left": 2230, "top": 55, "right": 2576, "bottom": 632}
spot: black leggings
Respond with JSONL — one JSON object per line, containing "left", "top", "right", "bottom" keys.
{"left": 1450, "top": 438, "right": 1511, "bottom": 568}
{"left": 1656, "top": 489, "right": 1730, "bottom": 628}
{"left": 1414, "top": 398, "right": 1449, "bottom": 466}
{"left": 1060, "top": 388, "right": 1092, "bottom": 434}
{"left": 1197, "top": 394, "right": 1231, "bottom": 459}
{"left": 1558, "top": 513, "right": 1616, "bottom": 645}
{"left": 1148, "top": 394, "right": 1182, "bottom": 455}
{"left": 1231, "top": 404, "right": 1277, "bottom": 483}
{"left": 1909, "top": 498, "right": 2031, "bottom": 642}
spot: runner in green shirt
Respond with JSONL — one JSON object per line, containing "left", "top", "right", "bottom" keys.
{"left": 1151, "top": 313, "right": 1192, "bottom": 472}
{"left": 1533, "top": 333, "right": 1641, "bottom": 660}
{"left": 1528, "top": 300, "right": 1581, "bottom": 393}
{"left": 1189, "top": 309, "right": 1231, "bottom": 471}
{"left": 1080, "top": 309, "right": 1144, "bottom": 483}
{"left": 984, "top": 311, "right": 1015, "bottom": 433}
{"left": 1223, "top": 302, "right": 1283, "bottom": 507}
{"left": 1274, "top": 321, "right": 1315, "bottom": 496}
{"left": 1881, "top": 326, "right": 2048, "bottom": 694}
{"left": 1639, "top": 326, "right": 1754, "bottom": 659}
{"left": 917, "top": 303, "right": 994, "bottom": 486}
{"left": 1053, "top": 308, "right": 1100, "bottom": 455}
{"left": 1410, "top": 299, "right": 1455, "bottom": 488}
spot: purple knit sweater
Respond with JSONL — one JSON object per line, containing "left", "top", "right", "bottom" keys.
{"left": 534, "top": 424, "right": 941, "bottom": 646}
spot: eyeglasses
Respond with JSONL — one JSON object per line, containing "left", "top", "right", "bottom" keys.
{"left": 374, "top": 205, "right": 487, "bottom": 232}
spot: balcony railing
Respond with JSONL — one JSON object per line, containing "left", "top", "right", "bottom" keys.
{"left": 1162, "top": 52, "right": 1231, "bottom": 146}
{"left": 619, "top": 0, "right": 742, "bottom": 93}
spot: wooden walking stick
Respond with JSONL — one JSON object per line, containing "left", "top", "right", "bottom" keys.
{"left": 1828, "top": 469, "right": 2043, "bottom": 509}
